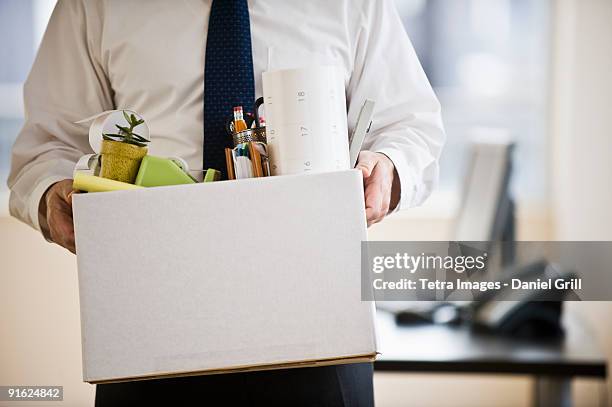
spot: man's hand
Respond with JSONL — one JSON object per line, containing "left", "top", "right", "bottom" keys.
{"left": 39, "top": 179, "right": 76, "bottom": 253}
{"left": 356, "top": 151, "right": 400, "bottom": 227}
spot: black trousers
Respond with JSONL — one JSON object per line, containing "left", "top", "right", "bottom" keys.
{"left": 95, "top": 363, "right": 374, "bottom": 407}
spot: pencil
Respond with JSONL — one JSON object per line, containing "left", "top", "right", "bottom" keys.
{"left": 248, "top": 142, "right": 263, "bottom": 177}
{"left": 225, "top": 148, "right": 235, "bottom": 180}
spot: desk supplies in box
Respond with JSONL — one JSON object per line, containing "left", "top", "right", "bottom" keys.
{"left": 135, "top": 156, "right": 196, "bottom": 187}
{"left": 74, "top": 110, "right": 221, "bottom": 192}
{"left": 225, "top": 142, "right": 270, "bottom": 180}
{"left": 224, "top": 98, "right": 270, "bottom": 180}
{"left": 221, "top": 70, "right": 375, "bottom": 181}
{"left": 262, "top": 66, "right": 350, "bottom": 175}
{"left": 73, "top": 172, "right": 144, "bottom": 193}
{"left": 77, "top": 110, "right": 151, "bottom": 183}
{"left": 71, "top": 96, "right": 377, "bottom": 384}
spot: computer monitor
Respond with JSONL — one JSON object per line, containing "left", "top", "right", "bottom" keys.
{"left": 453, "top": 140, "right": 515, "bottom": 267}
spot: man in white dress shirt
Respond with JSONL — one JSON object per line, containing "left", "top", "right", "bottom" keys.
{"left": 8, "top": 0, "right": 445, "bottom": 405}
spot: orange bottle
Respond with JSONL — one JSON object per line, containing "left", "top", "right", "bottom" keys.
{"left": 233, "top": 106, "right": 248, "bottom": 133}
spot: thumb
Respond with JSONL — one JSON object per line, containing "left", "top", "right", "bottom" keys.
{"left": 58, "top": 180, "right": 75, "bottom": 207}
{"left": 355, "top": 151, "right": 377, "bottom": 178}
{"left": 66, "top": 190, "right": 74, "bottom": 207}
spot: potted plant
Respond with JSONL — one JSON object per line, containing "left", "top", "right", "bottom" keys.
{"left": 100, "top": 111, "right": 149, "bottom": 183}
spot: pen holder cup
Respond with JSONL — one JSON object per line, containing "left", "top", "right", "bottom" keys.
{"left": 233, "top": 127, "right": 267, "bottom": 147}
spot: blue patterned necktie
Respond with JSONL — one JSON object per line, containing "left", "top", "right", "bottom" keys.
{"left": 204, "top": 0, "right": 255, "bottom": 179}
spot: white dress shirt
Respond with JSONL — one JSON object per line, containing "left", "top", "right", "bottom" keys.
{"left": 8, "top": 0, "right": 445, "bottom": 232}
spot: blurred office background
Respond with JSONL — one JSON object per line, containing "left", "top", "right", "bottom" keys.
{"left": 1, "top": 0, "right": 611, "bottom": 406}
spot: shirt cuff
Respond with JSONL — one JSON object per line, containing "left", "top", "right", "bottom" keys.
{"left": 374, "top": 147, "right": 418, "bottom": 212}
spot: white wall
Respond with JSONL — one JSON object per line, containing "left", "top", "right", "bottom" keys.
{"left": 548, "top": 0, "right": 612, "bottom": 405}
{"left": 550, "top": 0, "right": 612, "bottom": 241}
{"left": 0, "top": 218, "right": 95, "bottom": 407}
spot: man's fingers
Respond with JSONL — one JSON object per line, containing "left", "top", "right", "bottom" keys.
{"left": 56, "top": 180, "right": 75, "bottom": 207}
{"left": 356, "top": 152, "right": 377, "bottom": 178}
{"left": 364, "top": 176, "right": 385, "bottom": 226}
{"left": 364, "top": 164, "right": 392, "bottom": 226}
{"left": 47, "top": 180, "right": 76, "bottom": 253}
{"left": 356, "top": 151, "right": 397, "bottom": 226}
{"left": 48, "top": 207, "right": 75, "bottom": 253}
{"left": 65, "top": 190, "right": 74, "bottom": 208}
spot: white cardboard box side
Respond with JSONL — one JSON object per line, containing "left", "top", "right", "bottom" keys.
{"left": 73, "top": 170, "right": 377, "bottom": 383}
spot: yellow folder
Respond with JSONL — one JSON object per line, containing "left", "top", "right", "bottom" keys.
{"left": 73, "top": 172, "right": 144, "bottom": 193}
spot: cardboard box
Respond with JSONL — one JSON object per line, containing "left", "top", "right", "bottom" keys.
{"left": 73, "top": 169, "right": 377, "bottom": 383}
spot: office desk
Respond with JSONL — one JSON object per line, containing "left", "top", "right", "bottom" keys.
{"left": 374, "top": 310, "right": 607, "bottom": 407}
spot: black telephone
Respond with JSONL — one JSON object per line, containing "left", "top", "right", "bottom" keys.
{"left": 395, "top": 260, "right": 577, "bottom": 339}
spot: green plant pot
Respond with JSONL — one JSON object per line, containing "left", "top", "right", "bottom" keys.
{"left": 100, "top": 139, "right": 148, "bottom": 184}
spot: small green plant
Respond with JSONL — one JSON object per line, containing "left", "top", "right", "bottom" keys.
{"left": 102, "top": 111, "right": 149, "bottom": 147}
